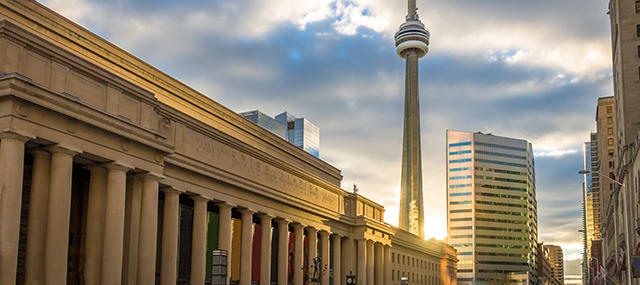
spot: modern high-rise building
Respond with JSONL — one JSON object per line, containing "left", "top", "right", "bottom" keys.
{"left": 395, "top": 0, "right": 430, "bottom": 238}
{"left": 582, "top": 133, "right": 601, "bottom": 282}
{"left": 240, "top": 110, "right": 320, "bottom": 158}
{"left": 239, "top": 110, "right": 287, "bottom": 139}
{"left": 544, "top": 244, "right": 564, "bottom": 284}
{"left": 275, "top": 112, "right": 320, "bottom": 158}
{"left": 446, "top": 130, "right": 538, "bottom": 284}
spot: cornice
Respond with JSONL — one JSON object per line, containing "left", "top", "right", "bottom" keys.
{"left": 0, "top": 74, "right": 174, "bottom": 155}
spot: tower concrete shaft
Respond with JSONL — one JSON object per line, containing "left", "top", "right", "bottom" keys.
{"left": 395, "top": 0, "right": 430, "bottom": 238}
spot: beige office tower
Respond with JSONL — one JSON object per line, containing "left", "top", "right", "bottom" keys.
{"left": 595, "top": 97, "right": 618, "bottom": 271}
{"left": 446, "top": 130, "right": 538, "bottom": 284}
{"left": 544, "top": 245, "right": 564, "bottom": 284}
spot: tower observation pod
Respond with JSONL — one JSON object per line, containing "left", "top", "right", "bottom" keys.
{"left": 396, "top": 0, "right": 429, "bottom": 239}
{"left": 394, "top": 0, "right": 430, "bottom": 59}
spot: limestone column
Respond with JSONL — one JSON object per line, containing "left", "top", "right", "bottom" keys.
{"left": 240, "top": 209, "right": 255, "bottom": 285}
{"left": 332, "top": 235, "right": 342, "bottom": 285}
{"left": 356, "top": 239, "right": 367, "bottom": 285}
{"left": 44, "top": 146, "right": 77, "bottom": 285}
{"left": 137, "top": 173, "right": 161, "bottom": 284}
{"left": 217, "top": 202, "right": 234, "bottom": 285}
{"left": 191, "top": 196, "right": 209, "bottom": 285}
{"left": 123, "top": 176, "right": 142, "bottom": 285}
{"left": 160, "top": 187, "right": 180, "bottom": 285}
{"left": 82, "top": 165, "right": 107, "bottom": 285}
{"left": 374, "top": 243, "right": 383, "bottom": 285}
{"left": 277, "top": 219, "right": 290, "bottom": 285}
{"left": 24, "top": 150, "right": 51, "bottom": 285}
{"left": 101, "top": 162, "right": 131, "bottom": 285}
{"left": 319, "top": 231, "right": 330, "bottom": 285}
{"left": 259, "top": 214, "right": 273, "bottom": 285}
{"left": 293, "top": 223, "right": 305, "bottom": 285}
{"left": 341, "top": 237, "right": 355, "bottom": 283}
{"left": 366, "top": 241, "right": 374, "bottom": 285}
{"left": 0, "top": 133, "right": 28, "bottom": 285}
{"left": 383, "top": 245, "right": 392, "bottom": 285}
{"left": 307, "top": 227, "right": 318, "bottom": 278}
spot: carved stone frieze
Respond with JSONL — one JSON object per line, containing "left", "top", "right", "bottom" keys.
{"left": 180, "top": 126, "right": 340, "bottom": 212}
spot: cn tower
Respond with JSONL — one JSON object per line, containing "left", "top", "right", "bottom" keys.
{"left": 396, "top": 0, "right": 430, "bottom": 238}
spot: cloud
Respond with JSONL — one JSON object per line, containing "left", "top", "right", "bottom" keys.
{"left": 39, "top": 0, "right": 611, "bottom": 267}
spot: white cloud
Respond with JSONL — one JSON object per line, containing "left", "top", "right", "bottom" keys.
{"left": 536, "top": 149, "right": 581, "bottom": 158}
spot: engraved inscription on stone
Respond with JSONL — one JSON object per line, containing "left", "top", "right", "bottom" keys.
{"left": 181, "top": 127, "right": 340, "bottom": 211}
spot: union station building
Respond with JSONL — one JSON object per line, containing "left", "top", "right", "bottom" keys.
{"left": 0, "top": 1, "right": 457, "bottom": 285}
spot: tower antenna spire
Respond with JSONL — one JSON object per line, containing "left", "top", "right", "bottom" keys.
{"left": 408, "top": 0, "right": 417, "bottom": 16}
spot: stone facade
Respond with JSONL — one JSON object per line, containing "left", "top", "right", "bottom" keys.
{"left": 606, "top": 0, "right": 640, "bottom": 283}
{"left": 0, "top": 1, "right": 456, "bottom": 285}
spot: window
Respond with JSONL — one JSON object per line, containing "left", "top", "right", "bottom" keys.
{"left": 392, "top": 270, "right": 395, "bottom": 281}
{"left": 637, "top": 24, "right": 640, "bottom": 37}
{"left": 608, "top": 127, "right": 614, "bottom": 135}
{"left": 608, "top": 138, "right": 614, "bottom": 146}
{"left": 449, "top": 141, "right": 471, "bottom": 147}
{"left": 392, "top": 253, "right": 395, "bottom": 263}
{"left": 607, "top": 106, "right": 613, "bottom": 113}
{"left": 607, "top": 117, "right": 613, "bottom": 124}
{"left": 636, "top": 0, "right": 640, "bottom": 13}
{"left": 609, "top": 149, "right": 614, "bottom": 157}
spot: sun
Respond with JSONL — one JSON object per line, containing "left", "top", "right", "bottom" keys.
{"left": 424, "top": 215, "right": 448, "bottom": 240}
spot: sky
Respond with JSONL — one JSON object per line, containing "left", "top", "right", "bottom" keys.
{"left": 40, "top": 0, "right": 614, "bottom": 276}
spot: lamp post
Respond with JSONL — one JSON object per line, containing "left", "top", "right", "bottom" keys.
{"left": 580, "top": 170, "right": 631, "bottom": 284}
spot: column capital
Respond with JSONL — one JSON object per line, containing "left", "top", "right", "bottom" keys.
{"left": 137, "top": 171, "right": 165, "bottom": 181}
{"left": 191, "top": 195, "right": 209, "bottom": 203}
{"left": 275, "top": 217, "right": 291, "bottom": 225}
{"left": 104, "top": 161, "right": 132, "bottom": 171}
{"left": 160, "top": 186, "right": 182, "bottom": 195}
{"left": 292, "top": 222, "right": 306, "bottom": 230}
{"left": 216, "top": 201, "right": 236, "bottom": 209}
{"left": 239, "top": 208, "right": 255, "bottom": 216}
{"left": 46, "top": 145, "right": 80, "bottom": 156}
{"left": 257, "top": 212, "right": 274, "bottom": 220}
{"left": 0, "top": 131, "right": 32, "bottom": 141}
{"left": 331, "top": 233, "right": 343, "bottom": 240}
{"left": 307, "top": 226, "right": 318, "bottom": 233}
{"left": 319, "top": 230, "right": 330, "bottom": 237}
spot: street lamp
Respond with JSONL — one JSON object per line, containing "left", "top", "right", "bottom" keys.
{"left": 580, "top": 169, "right": 631, "bottom": 284}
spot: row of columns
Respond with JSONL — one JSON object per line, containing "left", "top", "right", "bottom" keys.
{"left": 160, "top": 193, "right": 394, "bottom": 285}
{"left": 0, "top": 132, "right": 393, "bottom": 285}
{"left": 354, "top": 239, "right": 392, "bottom": 285}
{"left": 0, "top": 132, "right": 163, "bottom": 285}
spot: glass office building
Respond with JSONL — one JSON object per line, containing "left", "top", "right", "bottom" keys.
{"left": 240, "top": 110, "right": 287, "bottom": 139}
{"left": 241, "top": 110, "right": 320, "bottom": 158}
{"left": 275, "top": 112, "right": 320, "bottom": 158}
{"left": 447, "top": 130, "right": 538, "bottom": 285}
